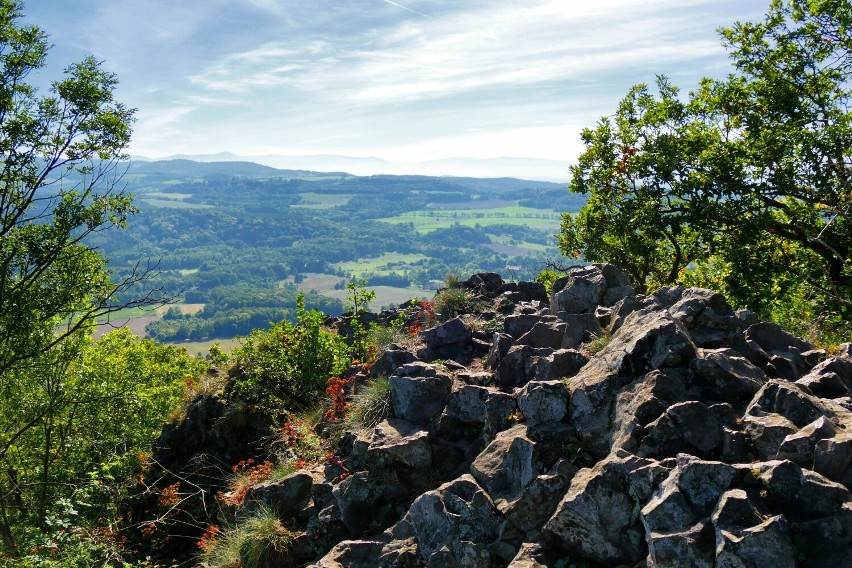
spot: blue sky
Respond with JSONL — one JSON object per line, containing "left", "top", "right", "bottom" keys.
{"left": 25, "top": 0, "right": 768, "bottom": 173}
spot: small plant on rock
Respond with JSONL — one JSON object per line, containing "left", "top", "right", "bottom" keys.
{"left": 198, "top": 506, "right": 294, "bottom": 568}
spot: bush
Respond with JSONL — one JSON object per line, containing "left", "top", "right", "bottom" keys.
{"left": 433, "top": 288, "right": 477, "bottom": 321}
{"left": 230, "top": 294, "right": 349, "bottom": 411}
{"left": 198, "top": 507, "right": 294, "bottom": 568}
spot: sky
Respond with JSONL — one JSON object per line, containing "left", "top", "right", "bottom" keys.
{"left": 24, "top": 0, "right": 769, "bottom": 177}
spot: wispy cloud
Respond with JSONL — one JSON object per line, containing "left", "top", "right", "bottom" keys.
{"left": 31, "top": 0, "right": 768, "bottom": 165}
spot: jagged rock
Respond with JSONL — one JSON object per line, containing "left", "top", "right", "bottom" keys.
{"left": 463, "top": 272, "right": 504, "bottom": 294}
{"left": 418, "top": 317, "right": 473, "bottom": 359}
{"left": 470, "top": 425, "right": 537, "bottom": 510}
{"left": 639, "top": 401, "right": 734, "bottom": 459}
{"left": 493, "top": 344, "right": 548, "bottom": 389}
{"left": 372, "top": 346, "right": 419, "bottom": 378}
{"left": 444, "top": 385, "right": 490, "bottom": 424}
{"left": 332, "top": 471, "right": 410, "bottom": 538}
{"left": 516, "top": 280, "right": 548, "bottom": 303}
{"left": 654, "top": 286, "right": 740, "bottom": 348}
{"left": 743, "top": 412, "right": 799, "bottom": 459}
{"left": 311, "top": 540, "right": 385, "bottom": 567}
{"left": 544, "top": 451, "right": 666, "bottom": 565}
{"left": 516, "top": 320, "right": 566, "bottom": 350}
{"left": 507, "top": 542, "right": 549, "bottom": 567}
{"left": 556, "top": 312, "right": 602, "bottom": 350}
{"left": 516, "top": 380, "right": 569, "bottom": 428}
{"left": 745, "top": 322, "right": 813, "bottom": 379}
{"left": 691, "top": 348, "right": 767, "bottom": 404}
{"left": 485, "top": 332, "right": 514, "bottom": 371}
{"left": 504, "top": 314, "right": 553, "bottom": 340}
{"left": 386, "top": 475, "right": 505, "bottom": 566}
{"left": 796, "top": 356, "right": 852, "bottom": 398}
{"left": 714, "top": 515, "right": 796, "bottom": 568}
{"left": 533, "top": 348, "right": 588, "bottom": 382}
{"left": 367, "top": 419, "right": 432, "bottom": 469}
{"left": 776, "top": 415, "right": 836, "bottom": 465}
{"left": 566, "top": 306, "right": 698, "bottom": 457}
{"left": 390, "top": 363, "right": 452, "bottom": 424}
{"left": 551, "top": 264, "right": 633, "bottom": 315}
{"left": 239, "top": 471, "right": 313, "bottom": 522}
{"left": 485, "top": 390, "right": 518, "bottom": 435}
{"left": 504, "top": 460, "right": 578, "bottom": 533}
{"left": 646, "top": 521, "right": 714, "bottom": 568}
{"left": 609, "top": 293, "right": 658, "bottom": 334}
{"left": 814, "top": 433, "right": 852, "bottom": 488}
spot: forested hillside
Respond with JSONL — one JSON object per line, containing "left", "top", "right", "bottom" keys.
{"left": 85, "top": 161, "right": 580, "bottom": 342}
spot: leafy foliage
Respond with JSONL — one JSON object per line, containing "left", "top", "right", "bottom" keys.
{"left": 229, "top": 294, "right": 349, "bottom": 410}
{"left": 561, "top": 0, "right": 851, "bottom": 338}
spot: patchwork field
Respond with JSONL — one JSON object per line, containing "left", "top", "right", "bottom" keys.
{"left": 378, "top": 206, "right": 561, "bottom": 233}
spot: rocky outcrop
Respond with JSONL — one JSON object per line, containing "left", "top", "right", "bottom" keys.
{"left": 167, "top": 265, "right": 852, "bottom": 567}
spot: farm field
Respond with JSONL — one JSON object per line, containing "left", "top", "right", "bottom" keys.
{"left": 378, "top": 206, "right": 561, "bottom": 233}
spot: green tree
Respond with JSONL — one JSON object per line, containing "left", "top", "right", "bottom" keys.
{"left": 0, "top": 0, "right": 145, "bottom": 383}
{"left": 561, "top": 0, "right": 851, "bottom": 333}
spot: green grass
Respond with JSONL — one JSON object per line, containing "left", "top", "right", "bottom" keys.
{"left": 143, "top": 191, "right": 193, "bottom": 200}
{"left": 94, "top": 306, "right": 159, "bottom": 323}
{"left": 378, "top": 206, "right": 561, "bottom": 233}
{"left": 321, "top": 285, "right": 433, "bottom": 311}
{"left": 141, "top": 198, "right": 214, "bottom": 209}
{"left": 165, "top": 338, "right": 241, "bottom": 358}
{"left": 334, "top": 253, "right": 427, "bottom": 277}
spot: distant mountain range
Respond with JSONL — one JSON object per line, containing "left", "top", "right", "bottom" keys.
{"left": 130, "top": 152, "right": 571, "bottom": 182}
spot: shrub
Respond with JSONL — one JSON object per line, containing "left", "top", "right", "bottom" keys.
{"left": 347, "top": 376, "right": 392, "bottom": 429}
{"left": 230, "top": 293, "right": 349, "bottom": 411}
{"left": 198, "top": 507, "right": 294, "bottom": 568}
{"left": 433, "top": 288, "right": 477, "bottom": 321}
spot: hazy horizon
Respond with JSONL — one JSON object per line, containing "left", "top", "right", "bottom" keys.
{"left": 29, "top": 0, "right": 767, "bottom": 175}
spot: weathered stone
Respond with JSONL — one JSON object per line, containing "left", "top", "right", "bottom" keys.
{"left": 639, "top": 401, "right": 728, "bottom": 459}
{"left": 507, "top": 542, "right": 549, "bottom": 567}
{"left": 504, "top": 460, "right": 578, "bottom": 531}
{"left": 312, "top": 540, "right": 384, "bottom": 567}
{"left": 398, "top": 475, "right": 504, "bottom": 566}
{"left": 646, "top": 521, "right": 714, "bottom": 568}
{"left": 551, "top": 265, "right": 606, "bottom": 315}
{"left": 463, "top": 272, "right": 504, "bottom": 294}
{"left": 691, "top": 348, "right": 767, "bottom": 404}
{"left": 444, "top": 385, "right": 490, "bottom": 423}
{"left": 814, "top": 433, "right": 852, "bottom": 488}
{"left": 517, "top": 380, "right": 569, "bottom": 427}
{"left": 743, "top": 412, "right": 799, "bottom": 459}
{"left": 504, "top": 314, "right": 551, "bottom": 340}
{"left": 390, "top": 365, "right": 452, "bottom": 424}
{"left": 776, "top": 416, "right": 836, "bottom": 465}
{"left": 556, "top": 313, "right": 602, "bottom": 350}
{"left": 567, "top": 307, "right": 697, "bottom": 457}
{"left": 367, "top": 419, "right": 432, "bottom": 469}
{"left": 517, "top": 320, "right": 567, "bottom": 350}
{"left": 534, "top": 348, "right": 587, "bottom": 382}
{"left": 372, "top": 347, "right": 419, "bottom": 379}
{"left": 240, "top": 471, "right": 314, "bottom": 521}
{"left": 544, "top": 452, "right": 654, "bottom": 565}
{"left": 470, "top": 425, "right": 537, "bottom": 510}
{"left": 609, "top": 294, "right": 657, "bottom": 334}
{"left": 796, "top": 356, "right": 852, "bottom": 399}
{"left": 419, "top": 316, "right": 472, "bottom": 348}
{"left": 333, "top": 472, "right": 409, "bottom": 538}
{"left": 493, "top": 344, "right": 542, "bottom": 389}
{"left": 745, "top": 321, "right": 812, "bottom": 354}
{"left": 655, "top": 286, "right": 740, "bottom": 348}
{"left": 714, "top": 515, "right": 796, "bottom": 568}
{"left": 485, "top": 332, "right": 514, "bottom": 370}
{"left": 790, "top": 502, "right": 852, "bottom": 567}
{"left": 485, "top": 390, "right": 518, "bottom": 435}
{"left": 712, "top": 489, "right": 765, "bottom": 530}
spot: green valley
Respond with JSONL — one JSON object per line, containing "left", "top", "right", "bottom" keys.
{"left": 87, "top": 160, "right": 582, "bottom": 346}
